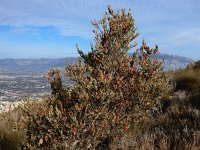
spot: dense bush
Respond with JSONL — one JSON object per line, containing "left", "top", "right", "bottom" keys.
{"left": 0, "top": 99, "right": 46, "bottom": 150}
{"left": 110, "top": 96, "right": 200, "bottom": 150}
{"left": 0, "top": 109, "right": 25, "bottom": 150}
{"left": 22, "top": 6, "right": 168, "bottom": 149}
{"left": 144, "top": 103, "right": 200, "bottom": 149}
{"left": 175, "top": 69, "right": 200, "bottom": 93}
{"left": 188, "top": 60, "right": 200, "bottom": 70}
{"left": 174, "top": 60, "right": 200, "bottom": 112}
{"left": 175, "top": 60, "right": 200, "bottom": 93}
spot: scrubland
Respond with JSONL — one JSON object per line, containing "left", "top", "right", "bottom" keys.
{"left": 1, "top": 7, "right": 200, "bottom": 150}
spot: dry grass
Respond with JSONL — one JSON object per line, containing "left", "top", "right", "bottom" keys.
{"left": 174, "top": 63, "right": 200, "bottom": 110}
{"left": 0, "top": 108, "right": 26, "bottom": 150}
{"left": 175, "top": 65, "right": 200, "bottom": 93}
{"left": 0, "top": 99, "right": 48, "bottom": 150}
{"left": 110, "top": 103, "right": 200, "bottom": 150}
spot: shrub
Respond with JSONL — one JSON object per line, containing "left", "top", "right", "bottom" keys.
{"left": 175, "top": 69, "right": 200, "bottom": 93}
{"left": 0, "top": 109, "right": 25, "bottom": 150}
{"left": 23, "top": 6, "right": 169, "bottom": 149}
{"left": 187, "top": 60, "right": 200, "bottom": 70}
{"left": 117, "top": 103, "right": 200, "bottom": 150}
{"left": 0, "top": 99, "right": 49, "bottom": 150}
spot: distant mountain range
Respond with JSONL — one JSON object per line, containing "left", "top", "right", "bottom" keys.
{"left": 0, "top": 53, "right": 194, "bottom": 75}
{"left": 153, "top": 53, "right": 194, "bottom": 70}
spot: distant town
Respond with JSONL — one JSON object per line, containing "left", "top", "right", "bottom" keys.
{"left": 0, "top": 73, "right": 51, "bottom": 101}
{"left": 0, "top": 73, "right": 75, "bottom": 101}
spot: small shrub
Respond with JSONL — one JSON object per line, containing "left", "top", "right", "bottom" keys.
{"left": 0, "top": 98, "right": 50, "bottom": 150}
{"left": 111, "top": 100, "right": 200, "bottom": 150}
{"left": 187, "top": 60, "right": 200, "bottom": 70}
{"left": 0, "top": 108, "right": 26, "bottom": 150}
{"left": 189, "top": 93, "right": 200, "bottom": 109}
{"left": 23, "top": 6, "right": 169, "bottom": 149}
{"left": 175, "top": 66, "right": 200, "bottom": 93}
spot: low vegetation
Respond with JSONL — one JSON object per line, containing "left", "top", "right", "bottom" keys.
{"left": 0, "top": 109, "right": 25, "bottom": 150}
{"left": 0, "top": 99, "right": 50, "bottom": 150}
{"left": 175, "top": 61, "right": 200, "bottom": 93}
{"left": 0, "top": 6, "right": 200, "bottom": 150}
{"left": 174, "top": 61, "right": 200, "bottom": 110}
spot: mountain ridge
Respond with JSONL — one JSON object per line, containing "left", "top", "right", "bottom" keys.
{"left": 0, "top": 53, "right": 194, "bottom": 75}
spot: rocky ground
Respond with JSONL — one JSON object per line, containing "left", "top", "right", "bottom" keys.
{"left": 0, "top": 98, "right": 44, "bottom": 113}
{"left": 0, "top": 100, "right": 26, "bottom": 113}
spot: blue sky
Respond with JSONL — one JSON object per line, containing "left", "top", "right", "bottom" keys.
{"left": 0, "top": 0, "right": 200, "bottom": 60}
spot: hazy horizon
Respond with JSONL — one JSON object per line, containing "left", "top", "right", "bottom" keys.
{"left": 0, "top": 51, "right": 197, "bottom": 60}
{"left": 0, "top": 0, "right": 200, "bottom": 59}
